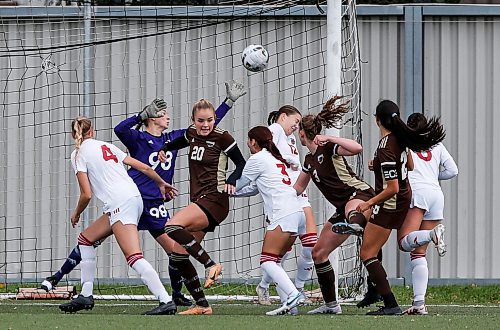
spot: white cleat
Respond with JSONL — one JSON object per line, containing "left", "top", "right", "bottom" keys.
{"left": 307, "top": 303, "right": 342, "bottom": 314}
{"left": 403, "top": 304, "right": 428, "bottom": 315}
{"left": 266, "top": 291, "right": 305, "bottom": 316}
{"left": 430, "top": 224, "right": 446, "bottom": 257}
{"left": 288, "top": 307, "right": 299, "bottom": 315}
{"left": 298, "top": 289, "right": 313, "bottom": 305}
{"left": 255, "top": 285, "right": 272, "bottom": 305}
{"left": 40, "top": 279, "right": 53, "bottom": 292}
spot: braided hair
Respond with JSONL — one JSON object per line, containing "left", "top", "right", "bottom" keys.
{"left": 248, "top": 126, "right": 289, "bottom": 166}
{"left": 299, "top": 96, "right": 350, "bottom": 141}
{"left": 71, "top": 117, "right": 92, "bottom": 151}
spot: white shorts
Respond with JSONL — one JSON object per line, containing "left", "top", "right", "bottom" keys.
{"left": 108, "top": 195, "right": 143, "bottom": 226}
{"left": 267, "top": 211, "right": 306, "bottom": 236}
{"left": 410, "top": 188, "right": 444, "bottom": 221}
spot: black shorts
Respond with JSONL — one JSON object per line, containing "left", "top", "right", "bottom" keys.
{"left": 328, "top": 188, "right": 376, "bottom": 225}
{"left": 370, "top": 201, "right": 410, "bottom": 230}
{"left": 194, "top": 192, "right": 229, "bottom": 233}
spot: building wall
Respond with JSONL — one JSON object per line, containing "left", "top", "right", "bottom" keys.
{"left": 0, "top": 5, "right": 498, "bottom": 284}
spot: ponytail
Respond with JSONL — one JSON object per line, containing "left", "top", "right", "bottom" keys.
{"left": 375, "top": 100, "right": 445, "bottom": 151}
{"left": 248, "top": 126, "right": 289, "bottom": 166}
{"left": 300, "top": 96, "right": 350, "bottom": 141}
{"left": 267, "top": 105, "right": 301, "bottom": 126}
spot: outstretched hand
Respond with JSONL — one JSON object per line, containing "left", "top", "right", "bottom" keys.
{"left": 159, "top": 182, "right": 178, "bottom": 201}
{"left": 224, "top": 183, "right": 236, "bottom": 195}
{"left": 225, "top": 80, "right": 246, "bottom": 103}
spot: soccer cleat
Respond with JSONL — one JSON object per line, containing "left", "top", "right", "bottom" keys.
{"left": 255, "top": 285, "right": 272, "bottom": 305}
{"left": 40, "top": 275, "right": 58, "bottom": 292}
{"left": 331, "top": 222, "right": 364, "bottom": 236}
{"left": 288, "top": 307, "right": 299, "bottom": 316}
{"left": 59, "top": 295, "right": 94, "bottom": 313}
{"left": 356, "top": 290, "right": 382, "bottom": 308}
{"left": 298, "top": 289, "right": 313, "bottom": 305}
{"left": 366, "top": 305, "right": 402, "bottom": 315}
{"left": 178, "top": 305, "right": 213, "bottom": 315}
{"left": 172, "top": 293, "right": 192, "bottom": 307}
{"left": 204, "top": 263, "right": 223, "bottom": 289}
{"left": 143, "top": 301, "right": 177, "bottom": 315}
{"left": 265, "top": 291, "right": 305, "bottom": 316}
{"left": 307, "top": 303, "right": 342, "bottom": 314}
{"left": 430, "top": 224, "right": 446, "bottom": 257}
{"left": 403, "top": 304, "right": 428, "bottom": 315}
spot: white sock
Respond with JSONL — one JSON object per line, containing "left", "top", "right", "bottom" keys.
{"left": 79, "top": 245, "right": 96, "bottom": 297}
{"left": 400, "top": 230, "right": 433, "bottom": 252}
{"left": 295, "top": 246, "right": 314, "bottom": 290}
{"left": 261, "top": 261, "right": 298, "bottom": 300}
{"left": 411, "top": 256, "right": 428, "bottom": 303}
{"left": 259, "top": 251, "right": 291, "bottom": 289}
{"left": 131, "top": 258, "right": 171, "bottom": 304}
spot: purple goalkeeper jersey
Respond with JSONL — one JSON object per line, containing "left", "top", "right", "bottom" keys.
{"left": 114, "top": 101, "right": 232, "bottom": 200}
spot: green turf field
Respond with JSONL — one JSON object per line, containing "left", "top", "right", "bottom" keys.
{"left": 1, "top": 285, "right": 499, "bottom": 329}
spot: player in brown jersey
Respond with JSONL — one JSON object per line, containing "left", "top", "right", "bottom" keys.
{"left": 158, "top": 99, "right": 246, "bottom": 315}
{"left": 293, "top": 96, "right": 376, "bottom": 314}
{"left": 357, "top": 100, "right": 445, "bottom": 315}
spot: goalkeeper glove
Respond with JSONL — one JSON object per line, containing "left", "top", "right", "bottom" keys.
{"left": 224, "top": 80, "right": 246, "bottom": 107}
{"left": 139, "top": 98, "right": 167, "bottom": 121}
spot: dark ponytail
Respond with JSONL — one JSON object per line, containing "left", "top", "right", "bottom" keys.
{"left": 299, "top": 96, "right": 350, "bottom": 141}
{"left": 376, "top": 100, "right": 445, "bottom": 152}
{"left": 248, "top": 126, "right": 289, "bottom": 166}
{"left": 267, "top": 105, "right": 301, "bottom": 126}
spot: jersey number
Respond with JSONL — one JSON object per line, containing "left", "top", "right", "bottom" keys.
{"left": 400, "top": 151, "right": 408, "bottom": 180}
{"left": 150, "top": 151, "right": 172, "bottom": 171}
{"left": 190, "top": 146, "right": 205, "bottom": 161}
{"left": 417, "top": 150, "right": 432, "bottom": 162}
{"left": 276, "top": 163, "right": 291, "bottom": 185}
{"left": 289, "top": 144, "right": 298, "bottom": 155}
{"left": 101, "top": 145, "right": 118, "bottom": 163}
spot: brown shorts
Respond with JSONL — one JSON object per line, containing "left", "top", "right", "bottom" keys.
{"left": 370, "top": 201, "right": 410, "bottom": 230}
{"left": 194, "top": 192, "right": 229, "bottom": 233}
{"left": 328, "top": 188, "right": 376, "bottom": 225}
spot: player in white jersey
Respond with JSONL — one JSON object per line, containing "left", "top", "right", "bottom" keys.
{"left": 255, "top": 106, "right": 317, "bottom": 309}
{"left": 59, "top": 117, "right": 178, "bottom": 315}
{"left": 233, "top": 126, "right": 306, "bottom": 316}
{"left": 397, "top": 113, "right": 458, "bottom": 315}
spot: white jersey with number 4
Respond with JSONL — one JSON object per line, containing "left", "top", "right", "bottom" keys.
{"left": 268, "top": 123, "right": 301, "bottom": 182}
{"left": 234, "top": 148, "right": 302, "bottom": 222}
{"left": 408, "top": 142, "right": 458, "bottom": 191}
{"left": 71, "top": 138, "right": 141, "bottom": 213}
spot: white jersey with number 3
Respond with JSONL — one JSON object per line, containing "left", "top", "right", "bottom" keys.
{"left": 408, "top": 142, "right": 458, "bottom": 191}
{"left": 268, "top": 123, "right": 301, "bottom": 180}
{"left": 234, "top": 149, "right": 302, "bottom": 222}
{"left": 71, "top": 138, "right": 140, "bottom": 213}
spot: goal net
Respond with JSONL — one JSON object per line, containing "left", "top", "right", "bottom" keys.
{"left": 0, "top": 0, "right": 364, "bottom": 302}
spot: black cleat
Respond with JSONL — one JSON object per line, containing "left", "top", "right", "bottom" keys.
{"left": 173, "top": 293, "right": 192, "bottom": 307}
{"left": 366, "top": 305, "right": 402, "bottom": 315}
{"left": 356, "top": 290, "right": 383, "bottom": 308}
{"left": 143, "top": 301, "right": 177, "bottom": 315}
{"left": 40, "top": 275, "right": 59, "bottom": 292}
{"left": 59, "top": 295, "right": 94, "bottom": 313}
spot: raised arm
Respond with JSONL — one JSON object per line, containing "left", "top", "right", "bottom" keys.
{"left": 225, "top": 144, "right": 246, "bottom": 194}
{"left": 313, "top": 135, "right": 363, "bottom": 156}
{"left": 214, "top": 80, "right": 246, "bottom": 126}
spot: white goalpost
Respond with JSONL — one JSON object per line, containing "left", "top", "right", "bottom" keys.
{"left": 0, "top": 0, "right": 364, "bottom": 303}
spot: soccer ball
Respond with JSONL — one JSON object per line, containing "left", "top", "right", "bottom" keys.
{"left": 241, "top": 45, "right": 269, "bottom": 72}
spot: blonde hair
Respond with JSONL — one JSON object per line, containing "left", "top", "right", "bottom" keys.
{"left": 71, "top": 116, "right": 92, "bottom": 150}
{"left": 191, "top": 99, "right": 215, "bottom": 120}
